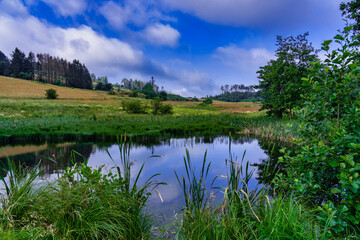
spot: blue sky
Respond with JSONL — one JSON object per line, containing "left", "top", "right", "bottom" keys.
{"left": 0, "top": 0, "right": 346, "bottom": 97}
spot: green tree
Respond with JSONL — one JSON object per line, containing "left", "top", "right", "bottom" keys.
{"left": 142, "top": 82, "right": 156, "bottom": 99}
{"left": 10, "top": 48, "right": 26, "bottom": 78}
{"left": 274, "top": 27, "right": 360, "bottom": 234}
{"left": 340, "top": 1, "right": 360, "bottom": 34}
{"left": 257, "top": 33, "right": 318, "bottom": 118}
{"left": 202, "top": 98, "right": 213, "bottom": 105}
{"left": 45, "top": 88, "right": 58, "bottom": 99}
{"left": 0, "top": 50, "right": 10, "bottom": 76}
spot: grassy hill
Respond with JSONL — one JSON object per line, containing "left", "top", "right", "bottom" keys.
{"left": 0, "top": 76, "right": 116, "bottom": 100}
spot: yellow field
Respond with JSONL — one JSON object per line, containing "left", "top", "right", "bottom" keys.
{"left": 0, "top": 76, "right": 261, "bottom": 113}
{"left": 0, "top": 76, "right": 116, "bottom": 100}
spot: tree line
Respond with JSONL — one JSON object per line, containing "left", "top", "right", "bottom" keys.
{"left": 0, "top": 47, "right": 92, "bottom": 89}
{"left": 211, "top": 84, "right": 261, "bottom": 102}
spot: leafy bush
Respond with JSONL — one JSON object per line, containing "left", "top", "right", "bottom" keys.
{"left": 159, "top": 104, "right": 173, "bottom": 115}
{"left": 121, "top": 99, "right": 147, "bottom": 114}
{"left": 128, "top": 89, "right": 138, "bottom": 97}
{"left": 202, "top": 97, "right": 213, "bottom": 105}
{"left": 274, "top": 26, "right": 360, "bottom": 235}
{"left": 45, "top": 88, "right": 58, "bottom": 99}
{"left": 151, "top": 98, "right": 173, "bottom": 115}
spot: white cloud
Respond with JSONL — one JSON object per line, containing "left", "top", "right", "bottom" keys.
{"left": 213, "top": 45, "right": 273, "bottom": 71}
{"left": 41, "top": 0, "right": 87, "bottom": 16}
{"left": 162, "top": 0, "right": 342, "bottom": 30}
{"left": 0, "top": 12, "right": 168, "bottom": 82}
{"left": 141, "top": 23, "right": 180, "bottom": 47}
{"left": 100, "top": 0, "right": 175, "bottom": 30}
{"left": 167, "top": 70, "right": 217, "bottom": 97}
{"left": 0, "top": 0, "right": 28, "bottom": 16}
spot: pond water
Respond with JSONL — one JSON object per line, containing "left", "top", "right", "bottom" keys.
{"left": 0, "top": 136, "right": 282, "bottom": 220}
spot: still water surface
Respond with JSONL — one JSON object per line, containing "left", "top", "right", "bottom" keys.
{"left": 0, "top": 136, "right": 277, "bottom": 218}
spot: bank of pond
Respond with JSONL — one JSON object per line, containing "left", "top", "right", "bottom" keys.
{"left": 0, "top": 136, "right": 358, "bottom": 239}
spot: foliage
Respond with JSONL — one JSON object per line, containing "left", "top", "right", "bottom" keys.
{"left": 45, "top": 88, "right": 58, "bottom": 99}
{"left": 0, "top": 50, "right": 10, "bottom": 76}
{"left": 95, "top": 81, "right": 113, "bottom": 91}
{"left": 340, "top": 0, "right": 360, "bottom": 34}
{"left": 151, "top": 97, "right": 173, "bottom": 115}
{"left": 121, "top": 99, "right": 147, "bottom": 114}
{"left": 142, "top": 82, "right": 157, "bottom": 99}
{"left": 166, "top": 93, "right": 189, "bottom": 101}
{"left": 2, "top": 47, "right": 93, "bottom": 89}
{"left": 257, "top": 33, "right": 318, "bottom": 118}
{"left": 212, "top": 90, "right": 262, "bottom": 102}
{"left": 175, "top": 146, "right": 326, "bottom": 240}
{"left": 202, "top": 97, "right": 213, "bottom": 105}
{"left": 158, "top": 90, "right": 167, "bottom": 101}
{"left": 128, "top": 89, "right": 138, "bottom": 97}
{"left": 274, "top": 27, "right": 360, "bottom": 235}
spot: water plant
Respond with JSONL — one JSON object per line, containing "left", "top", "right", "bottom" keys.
{"left": 0, "top": 137, "right": 162, "bottom": 239}
{"left": 174, "top": 138, "right": 327, "bottom": 240}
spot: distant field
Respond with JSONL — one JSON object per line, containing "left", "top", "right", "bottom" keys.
{"left": 0, "top": 76, "right": 261, "bottom": 113}
{"left": 0, "top": 76, "right": 116, "bottom": 100}
{"left": 0, "top": 76, "right": 287, "bottom": 144}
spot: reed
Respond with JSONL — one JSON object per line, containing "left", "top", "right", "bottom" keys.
{"left": 0, "top": 137, "right": 162, "bottom": 239}
{"left": 174, "top": 138, "right": 329, "bottom": 240}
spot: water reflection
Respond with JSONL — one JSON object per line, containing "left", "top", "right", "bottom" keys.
{"left": 0, "top": 136, "right": 284, "bottom": 217}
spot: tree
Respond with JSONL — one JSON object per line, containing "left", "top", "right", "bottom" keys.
{"left": 0, "top": 51, "right": 10, "bottom": 76}
{"left": 10, "top": 48, "right": 26, "bottom": 78}
{"left": 274, "top": 27, "right": 360, "bottom": 234}
{"left": 340, "top": 1, "right": 360, "bottom": 34}
{"left": 257, "top": 33, "right": 318, "bottom": 118}
{"left": 45, "top": 88, "right": 58, "bottom": 99}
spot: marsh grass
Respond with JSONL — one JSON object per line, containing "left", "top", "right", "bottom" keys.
{"left": 174, "top": 137, "right": 329, "bottom": 240}
{"left": 0, "top": 137, "right": 163, "bottom": 239}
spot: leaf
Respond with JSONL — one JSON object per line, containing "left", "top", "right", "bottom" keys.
{"left": 334, "top": 34, "right": 345, "bottom": 41}
{"left": 329, "top": 160, "right": 338, "bottom": 167}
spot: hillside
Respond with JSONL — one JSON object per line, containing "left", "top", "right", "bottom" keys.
{"left": 0, "top": 76, "right": 116, "bottom": 100}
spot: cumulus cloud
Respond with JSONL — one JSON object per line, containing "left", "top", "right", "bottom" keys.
{"left": 0, "top": 0, "right": 28, "bottom": 16}
{"left": 162, "top": 0, "right": 341, "bottom": 30}
{"left": 40, "top": 0, "right": 87, "bottom": 16}
{"left": 141, "top": 23, "right": 180, "bottom": 47}
{"left": 169, "top": 70, "right": 217, "bottom": 97}
{"left": 213, "top": 45, "right": 273, "bottom": 71}
{"left": 100, "top": 0, "right": 175, "bottom": 30}
{"left": 0, "top": 11, "right": 176, "bottom": 84}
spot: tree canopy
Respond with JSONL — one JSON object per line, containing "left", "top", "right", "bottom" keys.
{"left": 257, "top": 33, "right": 318, "bottom": 118}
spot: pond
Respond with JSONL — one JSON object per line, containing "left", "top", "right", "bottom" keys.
{"left": 0, "top": 136, "right": 284, "bottom": 221}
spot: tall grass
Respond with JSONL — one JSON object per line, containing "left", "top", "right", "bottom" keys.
{"left": 0, "top": 137, "right": 163, "bottom": 239}
{"left": 174, "top": 137, "right": 328, "bottom": 240}
{"left": 0, "top": 114, "right": 293, "bottom": 146}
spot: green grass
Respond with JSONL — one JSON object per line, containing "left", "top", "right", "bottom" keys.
{"left": 0, "top": 138, "right": 163, "bottom": 239}
{"left": 173, "top": 140, "right": 359, "bottom": 240}
{"left": 0, "top": 99, "right": 294, "bottom": 144}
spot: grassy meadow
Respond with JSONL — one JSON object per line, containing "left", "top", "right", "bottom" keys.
{"left": 0, "top": 76, "right": 289, "bottom": 144}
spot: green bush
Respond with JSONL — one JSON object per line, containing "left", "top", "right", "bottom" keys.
{"left": 121, "top": 99, "right": 147, "bottom": 114}
{"left": 274, "top": 26, "right": 360, "bottom": 235}
{"left": 128, "top": 89, "right": 138, "bottom": 97}
{"left": 45, "top": 88, "right": 58, "bottom": 99}
{"left": 202, "top": 97, "right": 213, "bottom": 105}
{"left": 151, "top": 98, "right": 173, "bottom": 115}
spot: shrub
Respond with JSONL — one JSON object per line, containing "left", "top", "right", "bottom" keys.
{"left": 159, "top": 104, "right": 173, "bottom": 115}
{"left": 151, "top": 98, "right": 173, "bottom": 115}
{"left": 274, "top": 26, "right": 360, "bottom": 235}
{"left": 121, "top": 99, "right": 147, "bottom": 114}
{"left": 202, "top": 98, "right": 213, "bottom": 105}
{"left": 45, "top": 88, "right": 58, "bottom": 99}
{"left": 128, "top": 89, "right": 138, "bottom": 98}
